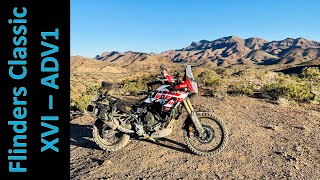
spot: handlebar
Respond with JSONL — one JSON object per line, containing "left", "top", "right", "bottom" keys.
{"left": 159, "top": 64, "right": 182, "bottom": 85}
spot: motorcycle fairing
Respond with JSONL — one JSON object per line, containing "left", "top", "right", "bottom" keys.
{"left": 144, "top": 85, "right": 189, "bottom": 108}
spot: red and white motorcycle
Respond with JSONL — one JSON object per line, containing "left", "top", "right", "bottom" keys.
{"left": 89, "top": 65, "right": 228, "bottom": 156}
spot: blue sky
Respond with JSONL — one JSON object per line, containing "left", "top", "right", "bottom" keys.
{"left": 71, "top": 0, "right": 320, "bottom": 57}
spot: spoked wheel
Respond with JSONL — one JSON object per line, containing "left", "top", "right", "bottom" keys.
{"left": 93, "top": 120, "right": 130, "bottom": 151}
{"left": 183, "top": 112, "right": 228, "bottom": 156}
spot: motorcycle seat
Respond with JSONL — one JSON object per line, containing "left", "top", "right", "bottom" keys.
{"left": 122, "top": 96, "right": 147, "bottom": 106}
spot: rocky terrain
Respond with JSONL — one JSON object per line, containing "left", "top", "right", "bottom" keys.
{"left": 71, "top": 95, "right": 320, "bottom": 179}
{"left": 94, "top": 36, "right": 320, "bottom": 67}
{"left": 70, "top": 36, "right": 320, "bottom": 179}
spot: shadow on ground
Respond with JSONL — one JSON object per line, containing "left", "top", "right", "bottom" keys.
{"left": 134, "top": 137, "right": 193, "bottom": 155}
{"left": 70, "top": 123, "right": 100, "bottom": 150}
{"left": 70, "top": 123, "right": 192, "bottom": 154}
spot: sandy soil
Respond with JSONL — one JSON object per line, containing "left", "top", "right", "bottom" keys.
{"left": 70, "top": 96, "right": 320, "bottom": 179}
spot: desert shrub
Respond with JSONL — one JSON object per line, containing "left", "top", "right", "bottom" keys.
{"left": 196, "top": 69, "right": 217, "bottom": 82}
{"left": 70, "top": 85, "right": 100, "bottom": 112}
{"left": 121, "top": 76, "right": 152, "bottom": 95}
{"left": 205, "top": 77, "right": 223, "bottom": 86}
{"left": 123, "top": 80, "right": 143, "bottom": 94}
{"left": 256, "top": 74, "right": 263, "bottom": 80}
{"left": 71, "top": 94, "right": 93, "bottom": 112}
{"left": 261, "top": 79, "right": 315, "bottom": 102}
{"left": 214, "top": 67, "right": 228, "bottom": 75}
{"left": 301, "top": 67, "right": 320, "bottom": 81}
{"left": 232, "top": 70, "right": 246, "bottom": 77}
{"left": 310, "top": 84, "right": 320, "bottom": 104}
{"left": 215, "top": 67, "right": 234, "bottom": 79}
{"left": 196, "top": 69, "right": 223, "bottom": 87}
{"left": 227, "top": 82, "right": 254, "bottom": 96}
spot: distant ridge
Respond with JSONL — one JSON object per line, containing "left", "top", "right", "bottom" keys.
{"left": 95, "top": 36, "right": 320, "bottom": 67}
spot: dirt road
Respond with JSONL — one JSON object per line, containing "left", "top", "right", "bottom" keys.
{"left": 70, "top": 96, "right": 320, "bottom": 179}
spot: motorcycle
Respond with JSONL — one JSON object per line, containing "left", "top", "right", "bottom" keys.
{"left": 88, "top": 64, "right": 228, "bottom": 156}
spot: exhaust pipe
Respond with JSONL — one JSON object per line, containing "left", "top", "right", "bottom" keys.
{"left": 104, "top": 118, "right": 134, "bottom": 134}
{"left": 104, "top": 120, "right": 117, "bottom": 130}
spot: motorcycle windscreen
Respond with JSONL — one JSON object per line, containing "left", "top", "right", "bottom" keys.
{"left": 185, "top": 65, "right": 199, "bottom": 93}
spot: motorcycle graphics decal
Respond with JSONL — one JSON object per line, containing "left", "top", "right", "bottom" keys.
{"left": 144, "top": 85, "right": 189, "bottom": 108}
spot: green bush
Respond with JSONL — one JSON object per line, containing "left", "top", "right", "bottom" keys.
{"left": 121, "top": 76, "right": 152, "bottom": 95}
{"left": 233, "top": 70, "right": 246, "bottom": 77}
{"left": 196, "top": 69, "right": 223, "bottom": 87}
{"left": 214, "top": 67, "right": 228, "bottom": 76}
{"left": 70, "top": 85, "right": 100, "bottom": 112}
{"left": 71, "top": 94, "right": 93, "bottom": 112}
{"left": 261, "top": 79, "right": 315, "bottom": 102}
{"left": 205, "top": 77, "right": 223, "bottom": 86}
{"left": 301, "top": 67, "right": 320, "bottom": 81}
{"left": 123, "top": 80, "right": 143, "bottom": 94}
{"left": 227, "top": 82, "right": 254, "bottom": 96}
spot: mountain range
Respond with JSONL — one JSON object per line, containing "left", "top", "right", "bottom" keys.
{"left": 94, "top": 36, "right": 320, "bottom": 67}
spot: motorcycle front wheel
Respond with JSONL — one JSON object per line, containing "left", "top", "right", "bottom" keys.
{"left": 183, "top": 112, "right": 228, "bottom": 156}
{"left": 93, "top": 119, "right": 130, "bottom": 151}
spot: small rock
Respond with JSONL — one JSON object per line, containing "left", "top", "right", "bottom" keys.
{"left": 127, "top": 92, "right": 134, "bottom": 96}
{"left": 294, "top": 126, "right": 306, "bottom": 130}
{"left": 277, "top": 97, "right": 289, "bottom": 106}
{"left": 295, "top": 146, "right": 303, "bottom": 152}
{"left": 182, "top": 158, "right": 188, "bottom": 163}
{"left": 103, "top": 160, "right": 112, "bottom": 165}
{"left": 285, "top": 154, "right": 297, "bottom": 162}
{"left": 274, "top": 151, "right": 282, "bottom": 155}
{"left": 289, "top": 172, "right": 295, "bottom": 177}
{"left": 214, "top": 172, "right": 222, "bottom": 179}
{"left": 263, "top": 125, "right": 279, "bottom": 131}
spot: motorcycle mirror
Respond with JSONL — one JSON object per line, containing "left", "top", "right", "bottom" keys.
{"left": 160, "top": 64, "right": 167, "bottom": 71}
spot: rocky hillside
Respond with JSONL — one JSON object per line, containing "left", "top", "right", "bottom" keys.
{"left": 95, "top": 36, "right": 320, "bottom": 67}
{"left": 94, "top": 51, "right": 173, "bottom": 68}
{"left": 72, "top": 52, "right": 176, "bottom": 74}
{"left": 162, "top": 36, "right": 320, "bottom": 66}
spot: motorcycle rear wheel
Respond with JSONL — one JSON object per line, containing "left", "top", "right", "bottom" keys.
{"left": 93, "top": 120, "right": 130, "bottom": 151}
{"left": 183, "top": 112, "right": 228, "bottom": 156}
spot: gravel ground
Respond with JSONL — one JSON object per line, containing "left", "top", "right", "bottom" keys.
{"left": 70, "top": 96, "right": 320, "bottom": 179}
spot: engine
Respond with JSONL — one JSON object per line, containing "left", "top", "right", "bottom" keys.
{"left": 140, "top": 101, "right": 182, "bottom": 133}
{"left": 143, "top": 111, "right": 160, "bottom": 131}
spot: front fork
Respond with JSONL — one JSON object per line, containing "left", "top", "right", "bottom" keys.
{"left": 182, "top": 98, "right": 205, "bottom": 136}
